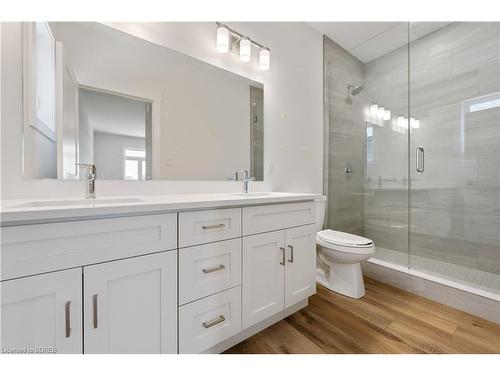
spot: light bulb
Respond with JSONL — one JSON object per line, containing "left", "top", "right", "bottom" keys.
{"left": 397, "top": 116, "right": 407, "bottom": 128}
{"left": 216, "top": 24, "right": 229, "bottom": 53}
{"left": 370, "top": 104, "right": 379, "bottom": 117}
{"left": 410, "top": 117, "right": 420, "bottom": 129}
{"left": 384, "top": 109, "right": 391, "bottom": 121}
{"left": 240, "top": 37, "right": 251, "bottom": 62}
{"left": 259, "top": 47, "right": 270, "bottom": 71}
{"left": 378, "top": 106, "right": 386, "bottom": 119}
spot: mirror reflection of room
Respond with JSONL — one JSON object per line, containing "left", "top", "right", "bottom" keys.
{"left": 78, "top": 88, "right": 152, "bottom": 181}
{"left": 22, "top": 21, "right": 264, "bottom": 182}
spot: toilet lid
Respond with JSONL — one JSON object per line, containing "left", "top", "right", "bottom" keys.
{"left": 317, "top": 229, "right": 373, "bottom": 247}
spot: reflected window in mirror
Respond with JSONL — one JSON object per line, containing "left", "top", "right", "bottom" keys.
{"left": 124, "top": 148, "right": 147, "bottom": 181}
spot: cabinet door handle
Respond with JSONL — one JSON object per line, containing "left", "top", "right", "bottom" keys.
{"left": 280, "top": 247, "right": 285, "bottom": 266}
{"left": 202, "top": 264, "right": 226, "bottom": 274}
{"left": 93, "top": 294, "right": 98, "bottom": 329}
{"left": 202, "top": 315, "right": 226, "bottom": 329}
{"left": 201, "top": 223, "right": 226, "bottom": 230}
{"left": 288, "top": 245, "right": 294, "bottom": 263}
{"left": 65, "top": 301, "right": 71, "bottom": 338}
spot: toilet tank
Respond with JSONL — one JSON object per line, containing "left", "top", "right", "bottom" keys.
{"left": 314, "top": 196, "right": 327, "bottom": 233}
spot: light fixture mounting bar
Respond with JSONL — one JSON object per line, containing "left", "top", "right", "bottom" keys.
{"left": 216, "top": 22, "right": 269, "bottom": 50}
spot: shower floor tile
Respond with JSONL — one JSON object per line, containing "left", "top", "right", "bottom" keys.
{"left": 373, "top": 247, "right": 500, "bottom": 293}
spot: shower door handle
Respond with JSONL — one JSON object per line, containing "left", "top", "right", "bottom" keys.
{"left": 416, "top": 146, "right": 424, "bottom": 173}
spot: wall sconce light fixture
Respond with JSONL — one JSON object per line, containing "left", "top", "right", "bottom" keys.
{"left": 216, "top": 22, "right": 271, "bottom": 71}
{"left": 216, "top": 24, "right": 230, "bottom": 53}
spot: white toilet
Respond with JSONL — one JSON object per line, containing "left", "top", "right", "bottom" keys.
{"left": 314, "top": 197, "right": 376, "bottom": 299}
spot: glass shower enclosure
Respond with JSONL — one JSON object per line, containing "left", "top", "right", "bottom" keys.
{"left": 324, "top": 22, "right": 500, "bottom": 297}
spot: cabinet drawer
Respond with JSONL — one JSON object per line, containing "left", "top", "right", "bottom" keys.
{"left": 179, "top": 208, "right": 241, "bottom": 247}
{"left": 179, "top": 239, "right": 241, "bottom": 305}
{"left": 242, "top": 202, "right": 315, "bottom": 236}
{"left": 179, "top": 286, "right": 241, "bottom": 353}
{"left": 1, "top": 214, "right": 177, "bottom": 280}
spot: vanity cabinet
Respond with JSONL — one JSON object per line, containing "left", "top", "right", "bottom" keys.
{"left": 0, "top": 268, "right": 82, "bottom": 354}
{"left": 242, "top": 225, "right": 316, "bottom": 329}
{"left": 83, "top": 251, "right": 177, "bottom": 354}
{"left": 1, "top": 198, "right": 318, "bottom": 354}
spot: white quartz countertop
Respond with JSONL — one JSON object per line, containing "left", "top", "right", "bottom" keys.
{"left": 1, "top": 192, "right": 323, "bottom": 225}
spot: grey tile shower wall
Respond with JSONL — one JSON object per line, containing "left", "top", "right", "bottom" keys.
{"left": 324, "top": 36, "right": 366, "bottom": 236}
{"left": 364, "top": 22, "right": 500, "bottom": 275}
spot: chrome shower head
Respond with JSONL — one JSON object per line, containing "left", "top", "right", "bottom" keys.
{"left": 345, "top": 84, "right": 364, "bottom": 104}
{"left": 349, "top": 84, "right": 364, "bottom": 96}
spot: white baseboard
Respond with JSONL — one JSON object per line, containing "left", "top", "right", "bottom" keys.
{"left": 362, "top": 261, "right": 500, "bottom": 324}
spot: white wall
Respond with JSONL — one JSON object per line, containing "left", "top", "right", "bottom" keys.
{"left": 1, "top": 22, "right": 323, "bottom": 199}
{"left": 93, "top": 131, "right": 145, "bottom": 180}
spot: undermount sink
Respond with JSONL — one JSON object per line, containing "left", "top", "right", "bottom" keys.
{"left": 231, "top": 192, "right": 272, "bottom": 197}
{"left": 12, "top": 198, "right": 144, "bottom": 209}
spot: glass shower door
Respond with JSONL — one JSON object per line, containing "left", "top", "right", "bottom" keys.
{"left": 409, "top": 22, "right": 500, "bottom": 294}
{"left": 362, "top": 23, "right": 410, "bottom": 268}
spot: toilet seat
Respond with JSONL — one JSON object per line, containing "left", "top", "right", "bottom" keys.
{"left": 316, "top": 229, "right": 375, "bottom": 255}
{"left": 317, "top": 229, "right": 373, "bottom": 247}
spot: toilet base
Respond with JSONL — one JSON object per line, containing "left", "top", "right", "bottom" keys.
{"left": 316, "top": 262, "right": 366, "bottom": 299}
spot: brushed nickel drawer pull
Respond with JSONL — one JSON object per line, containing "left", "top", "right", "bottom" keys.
{"left": 201, "top": 223, "right": 226, "bottom": 230}
{"left": 202, "top": 264, "right": 226, "bottom": 274}
{"left": 202, "top": 315, "right": 226, "bottom": 329}
{"left": 93, "top": 294, "right": 98, "bottom": 329}
{"left": 288, "top": 245, "right": 294, "bottom": 263}
{"left": 65, "top": 301, "right": 71, "bottom": 338}
{"left": 280, "top": 247, "right": 285, "bottom": 266}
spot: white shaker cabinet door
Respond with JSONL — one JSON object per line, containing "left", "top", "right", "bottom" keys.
{"left": 1, "top": 268, "right": 83, "bottom": 354}
{"left": 242, "top": 231, "right": 285, "bottom": 329}
{"left": 284, "top": 225, "right": 316, "bottom": 308}
{"left": 83, "top": 251, "right": 177, "bottom": 354}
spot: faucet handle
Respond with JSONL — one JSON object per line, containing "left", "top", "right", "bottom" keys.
{"left": 76, "top": 163, "right": 96, "bottom": 177}
{"left": 240, "top": 170, "right": 255, "bottom": 181}
{"left": 76, "top": 163, "right": 95, "bottom": 169}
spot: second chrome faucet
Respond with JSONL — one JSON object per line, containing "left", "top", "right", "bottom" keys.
{"left": 240, "top": 170, "right": 255, "bottom": 194}
{"left": 76, "top": 163, "right": 97, "bottom": 199}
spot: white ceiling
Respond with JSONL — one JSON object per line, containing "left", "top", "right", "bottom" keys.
{"left": 308, "top": 22, "right": 450, "bottom": 62}
{"left": 79, "top": 88, "right": 147, "bottom": 139}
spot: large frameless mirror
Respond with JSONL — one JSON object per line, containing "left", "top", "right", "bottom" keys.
{"left": 22, "top": 22, "right": 264, "bottom": 181}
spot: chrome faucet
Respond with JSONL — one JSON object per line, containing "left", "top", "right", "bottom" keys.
{"left": 76, "top": 163, "right": 97, "bottom": 199}
{"left": 240, "top": 170, "right": 255, "bottom": 194}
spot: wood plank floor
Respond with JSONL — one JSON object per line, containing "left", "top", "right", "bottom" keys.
{"left": 224, "top": 277, "right": 500, "bottom": 354}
